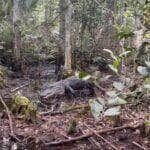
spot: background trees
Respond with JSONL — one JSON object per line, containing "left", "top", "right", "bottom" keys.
{"left": 13, "top": 0, "right": 22, "bottom": 62}
{"left": 0, "top": 0, "right": 149, "bottom": 72}
{"left": 0, "top": 1, "right": 149, "bottom": 149}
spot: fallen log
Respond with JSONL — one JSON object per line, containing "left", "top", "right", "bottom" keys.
{"left": 39, "top": 76, "right": 95, "bottom": 99}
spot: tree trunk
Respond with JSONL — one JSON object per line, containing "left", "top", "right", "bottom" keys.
{"left": 64, "top": 0, "right": 73, "bottom": 72}
{"left": 13, "top": 0, "right": 21, "bottom": 63}
{"left": 59, "top": 0, "right": 66, "bottom": 41}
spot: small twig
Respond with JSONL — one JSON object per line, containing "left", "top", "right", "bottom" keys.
{"left": 0, "top": 95, "right": 21, "bottom": 142}
{"left": 11, "top": 82, "right": 29, "bottom": 92}
{"left": 132, "top": 141, "right": 147, "bottom": 150}
{"left": 44, "top": 123, "right": 143, "bottom": 146}
{"left": 79, "top": 126, "right": 102, "bottom": 149}
{"left": 0, "top": 95, "right": 14, "bottom": 135}
{"left": 39, "top": 105, "right": 89, "bottom": 116}
{"left": 84, "top": 123, "right": 118, "bottom": 150}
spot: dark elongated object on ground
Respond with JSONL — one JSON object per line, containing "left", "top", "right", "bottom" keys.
{"left": 92, "top": 57, "right": 109, "bottom": 71}
{"left": 39, "top": 76, "right": 95, "bottom": 99}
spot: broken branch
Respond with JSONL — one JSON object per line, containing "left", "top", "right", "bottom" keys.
{"left": 39, "top": 105, "right": 89, "bottom": 116}
{"left": 44, "top": 123, "right": 143, "bottom": 146}
{"left": 83, "top": 123, "right": 118, "bottom": 150}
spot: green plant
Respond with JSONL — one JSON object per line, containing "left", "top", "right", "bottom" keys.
{"left": 89, "top": 82, "right": 127, "bottom": 121}
{"left": 114, "top": 25, "right": 134, "bottom": 40}
{"left": 103, "top": 49, "right": 131, "bottom": 74}
{"left": 137, "top": 61, "right": 150, "bottom": 92}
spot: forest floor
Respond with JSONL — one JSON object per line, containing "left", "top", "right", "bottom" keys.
{"left": 0, "top": 65, "right": 149, "bottom": 150}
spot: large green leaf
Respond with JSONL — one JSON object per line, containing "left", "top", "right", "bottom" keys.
{"left": 119, "top": 51, "right": 131, "bottom": 58}
{"left": 106, "top": 91, "right": 118, "bottom": 98}
{"left": 89, "top": 99, "right": 104, "bottom": 120}
{"left": 145, "top": 61, "right": 150, "bottom": 67}
{"left": 104, "top": 106, "right": 121, "bottom": 116}
{"left": 97, "top": 97, "right": 106, "bottom": 106}
{"left": 103, "top": 49, "right": 117, "bottom": 60}
{"left": 144, "top": 84, "right": 150, "bottom": 89}
{"left": 108, "top": 64, "right": 118, "bottom": 74}
{"left": 108, "top": 97, "right": 127, "bottom": 106}
{"left": 137, "top": 66, "right": 150, "bottom": 76}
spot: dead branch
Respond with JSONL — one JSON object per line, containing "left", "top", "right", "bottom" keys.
{"left": 79, "top": 126, "right": 102, "bottom": 149}
{"left": 0, "top": 95, "right": 21, "bottom": 142}
{"left": 11, "top": 82, "right": 29, "bottom": 92}
{"left": 132, "top": 141, "right": 147, "bottom": 150}
{"left": 84, "top": 123, "right": 118, "bottom": 150}
{"left": 39, "top": 105, "right": 89, "bottom": 116}
{"left": 44, "top": 123, "right": 143, "bottom": 146}
{"left": 0, "top": 95, "right": 14, "bottom": 135}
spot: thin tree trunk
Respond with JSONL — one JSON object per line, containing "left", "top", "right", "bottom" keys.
{"left": 13, "top": 0, "right": 21, "bottom": 62}
{"left": 59, "top": 0, "right": 66, "bottom": 40}
{"left": 64, "top": 0, "right": 72, "bottom": 72}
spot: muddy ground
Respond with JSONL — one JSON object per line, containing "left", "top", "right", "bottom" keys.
{"left": 0, "top": 65, "right": 149, "bottom": 150}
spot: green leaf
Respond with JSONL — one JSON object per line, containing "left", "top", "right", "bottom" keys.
{"left": 124, "top": 77, "right": 132, "bottom": 86}
{"left": 25, "top": 0, "right": 39, "bottom": 9}
{"left": 104, "top": 106, "right": 121, "bottom": 116}
{"left": 144, "top": 84, "right": 150, "bottom": 89}
{"left": 108, "top": 64, "right": 118, "bottom": 74}
{"left": 75, "top": 71, "right": 91, "bottom": 80}
{"left": 144, "top": 121, "right": 150, "bottom": 126}
{"left": 113, "top": 82, "right": 125, "bottom": 91}
{"left": 103, "top": 49, "right": 117, "bottom": 60}
{"left": 97, "top": 97, "right": 106, "bottom": 106}
{"left": 145, "top": 61, "right": 150, "bottom": 67}
{"left": 144, "top": 77, "right": 150, "bottom": 84}
{"left": 106, "top": 91, "right": 118, "bottom": 98}
{"left": 123, "top": 10, "right": 133, "bottom": 18}
{"left": 89, "top": 99, "right": 104, "bottom": 120}
{"left": 101, "top": 75, "right": 112, "bottom": 82}
{"left": 103, "top": 49, "right": 114, "bottom": 55}
{"left": 0, "top": 45, "right": 3, "bottom": 49}
{"left": 119, "top": 51, "right": 131, "bottom": 58}
{"left": 113, "top": 59, "right": 121, "bottom": 70}
{"left": 108, "top": 97, "right": 127, "bottom": 106}
{"left": 137, "top": 66, "right": 149, "bottom": 76}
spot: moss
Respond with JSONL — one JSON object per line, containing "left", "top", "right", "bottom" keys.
{"left": 12, "top": 93, "right": 37, "bottom": 122}
{"left": 67, "top": 119, "right": 77, "bottom": 135}
{"left": 143, "top": 3, "right": 150, "bottom": 28}
{"left": 0, "top": 68, "right": 6, "bottom": 88}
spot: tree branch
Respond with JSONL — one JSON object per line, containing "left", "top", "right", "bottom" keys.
{"left": 44, "top": 123, "right": 143, "bottom": 146}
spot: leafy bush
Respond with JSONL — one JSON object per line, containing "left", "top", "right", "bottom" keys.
{"left": 0, "top": 20, "right": 13, "bottom": 49}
